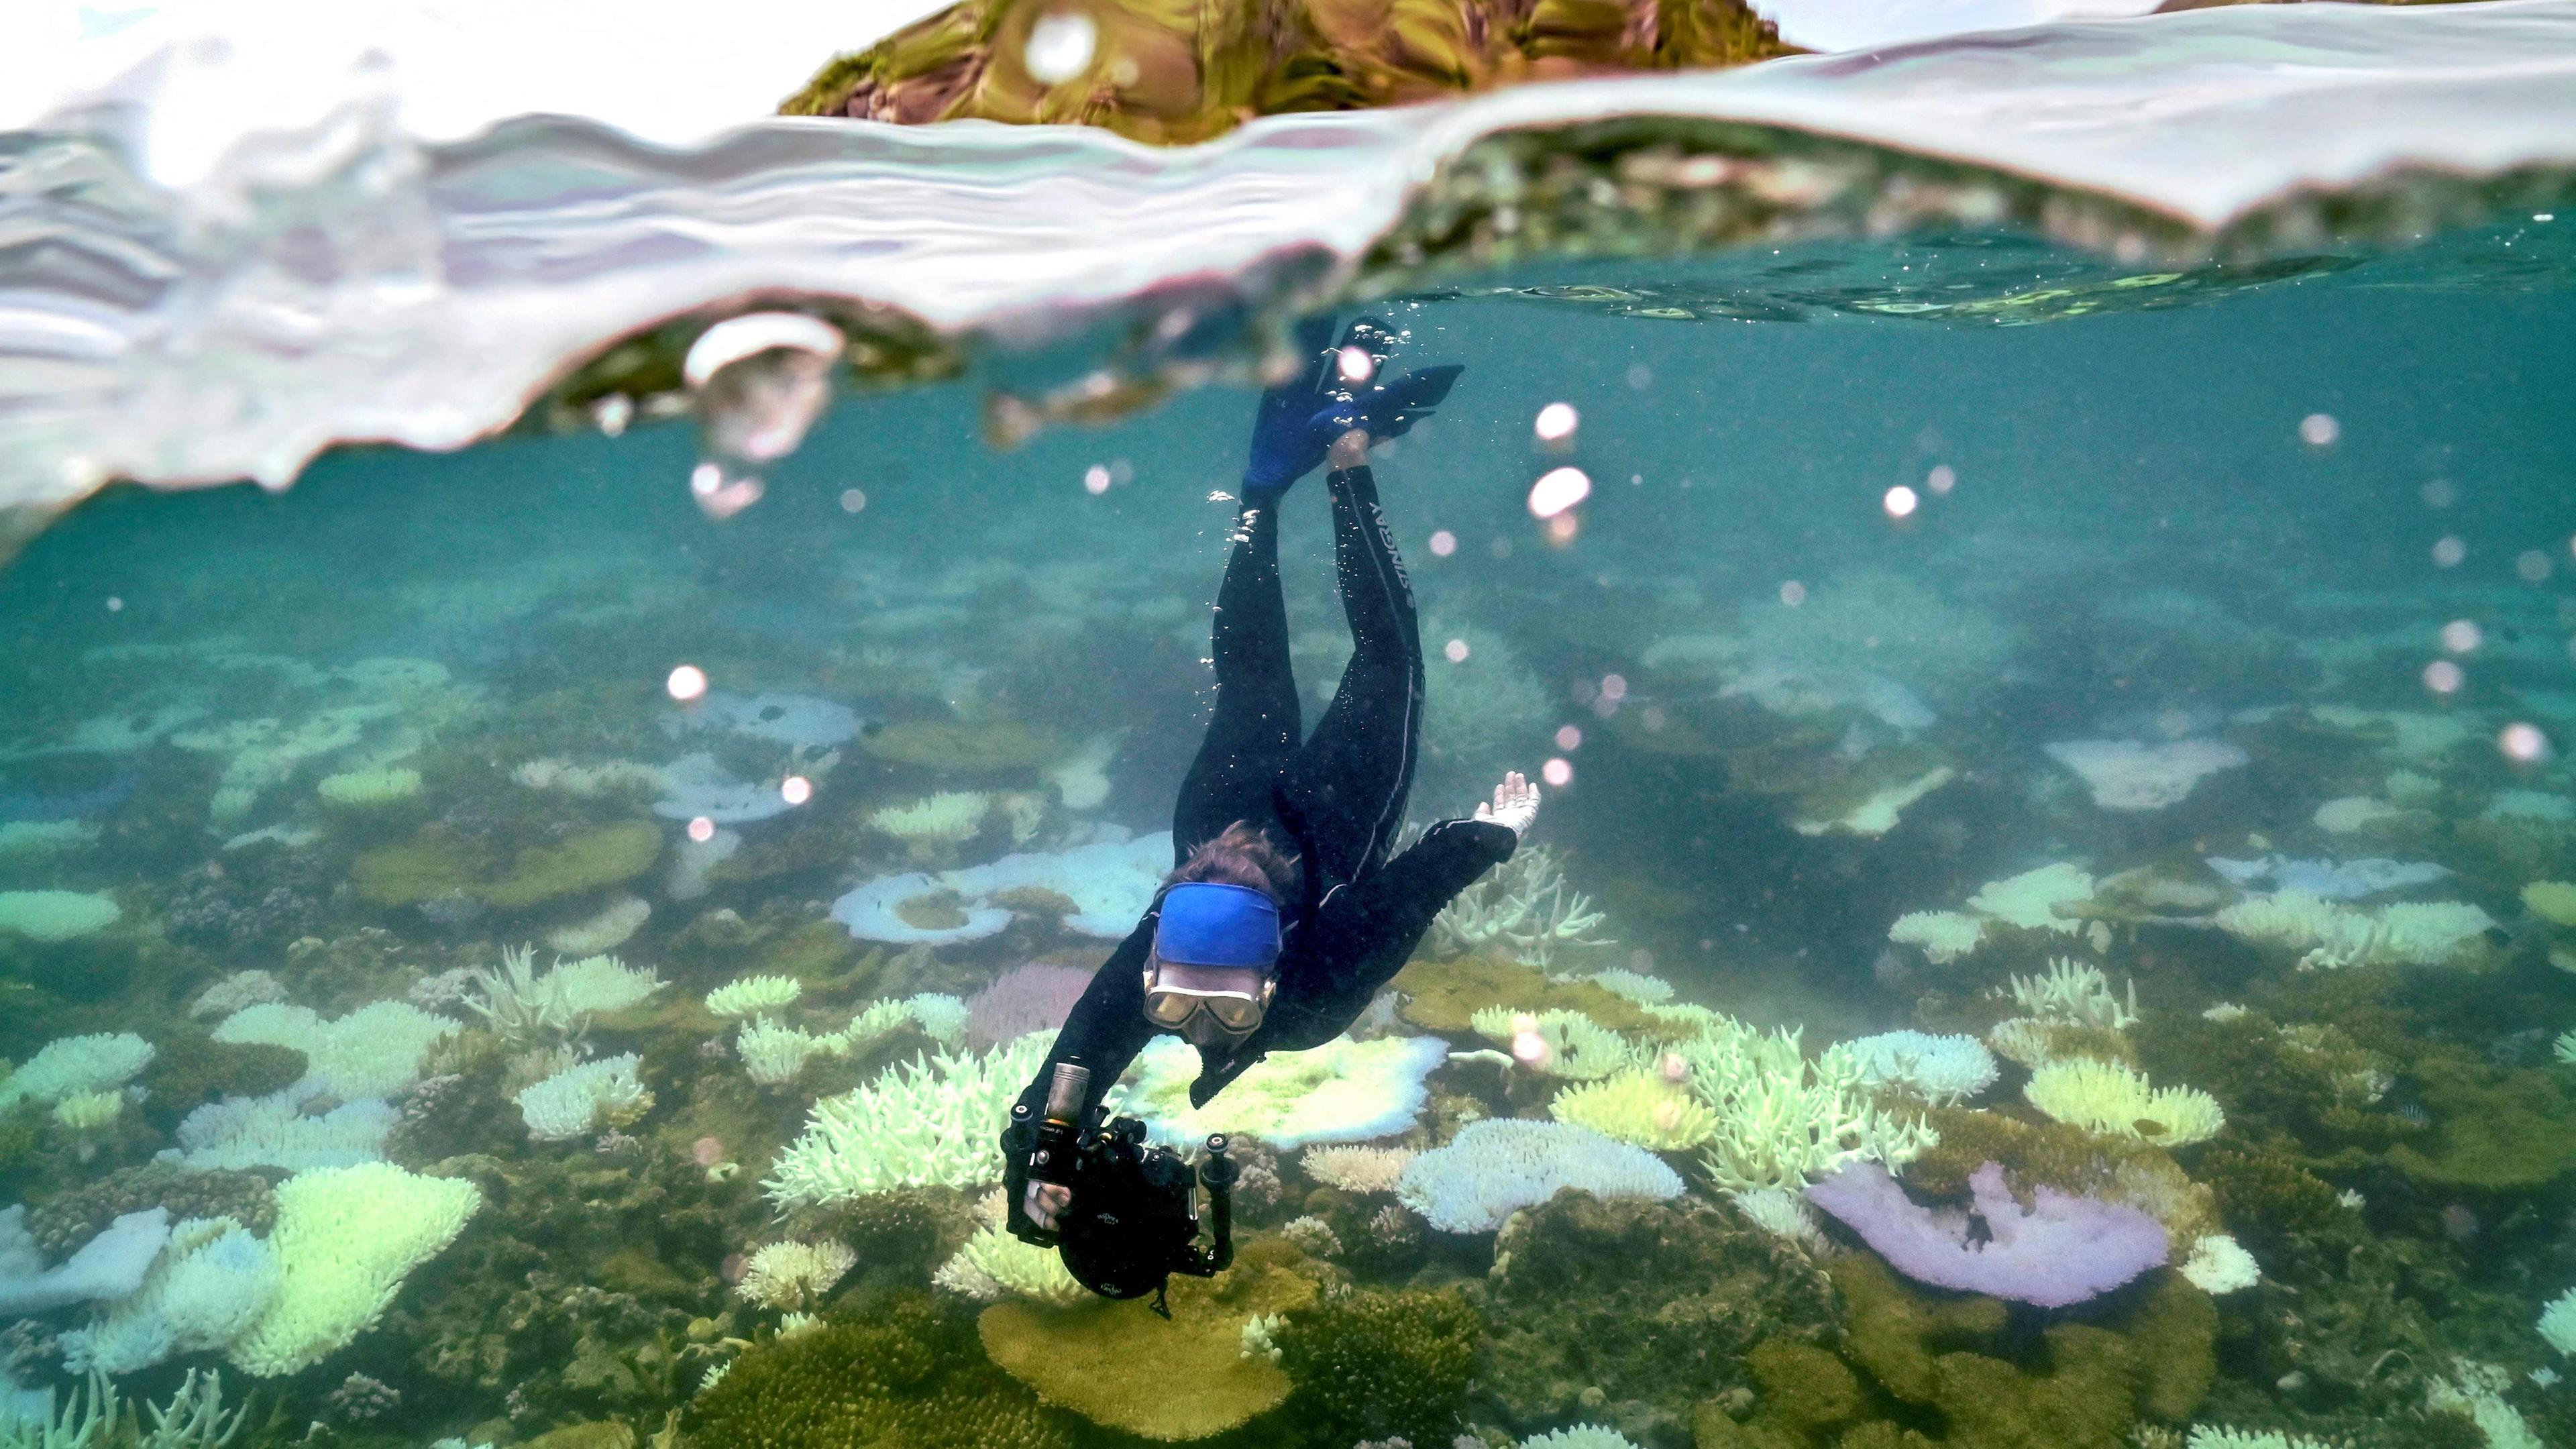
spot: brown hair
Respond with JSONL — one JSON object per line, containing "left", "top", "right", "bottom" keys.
{"left": 1169, "top": 821, "right": 1301, "bottom": 904}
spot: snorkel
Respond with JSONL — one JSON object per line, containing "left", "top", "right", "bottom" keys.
{"left": 1143, "top": 881, "right": 1282, "bottom": 1050}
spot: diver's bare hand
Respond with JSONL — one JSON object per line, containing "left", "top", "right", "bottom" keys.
{"left": 1327, "top": 427, "right": 1372, "bottom": 470}
{"left": 1474, "top": 770, "right": 1540, "bottom": 838}
{"left": 1024, "top": 1180, "right": 1073, "bottom": 1231}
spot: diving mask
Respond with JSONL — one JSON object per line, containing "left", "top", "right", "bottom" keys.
{"left": 1144, "top": 882, "right": 1281, "bottom": 1044}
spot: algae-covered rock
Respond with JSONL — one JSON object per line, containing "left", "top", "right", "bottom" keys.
{"left": 485, "top": 820, "right": 663, "bottom": 909}
{"left": 2385, "top": 1048, "right": 2576, "bottom": 1189}
{"left": 138, "top": 1032, "right": 307, "bottom": 1129}
{"left": 26, "top": 1161, "right": 278, "bottom": 1254}
{"left": 1907, "top": 1107, "right": 2219, "bottom": 1246}
{"left": 686, "top": 1291, "right": 1075, "bottom": 1449}
{"left": 1482, "top": 1191, "right": 1833, "bottom": 1438}
{"left": 355, "top": 820, "right": 661, "bottom": 911}
{"left": 860, "top": 718, "right": 1067, "bottom": 772}
{"left": 1744, "top": 1256, "right": 2212, "bottom": 1446}
{"left": 977, "top": 1244, "right": 1317, "bottom": 1438}
{"left": 1272, "top": 1285, "right": 1481, "bottom": 1448}
{"left": 784, "top": 0, "right": 1794, "bottom": 145}
{"left": 1392, "top": 953, "right": 1663, "bottom": 1034}
{"left": 352, "top": 830, "right": 493, "bottom": 907}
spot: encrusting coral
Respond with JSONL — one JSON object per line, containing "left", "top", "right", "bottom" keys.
{"left": 975, "top": 1243, "right": 1317, "bottom": 1438}
{"left": 1480, "top": 1191, "right": 1833, "bottom": 1440}
{"left": 1271, "top": 1286, "right": 1482, "bottom": 1448}
{"left": 685, "top": 1291, "right": 1074, "bottom": 1449}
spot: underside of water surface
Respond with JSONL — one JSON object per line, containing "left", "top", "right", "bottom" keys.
{"left": 4, "top": 6, "right": 2576, "bottom": 1449}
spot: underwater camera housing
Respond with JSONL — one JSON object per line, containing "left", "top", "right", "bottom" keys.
{"left": 1009, "top": 1063, "right": 1236, "bottom": 1315}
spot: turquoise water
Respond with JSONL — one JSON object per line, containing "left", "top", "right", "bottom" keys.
{"left": 6, "top": 19, "right": 2576, "bottom": 1449}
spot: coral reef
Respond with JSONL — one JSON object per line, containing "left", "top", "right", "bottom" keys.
{"left": 975, "top": 1245, "right": 1316, "bottom": 1438}
{"left": 1272, "top": 1287, "right": 1483, "bottom": 1448}
{"left": 1478, "top": 1192, "right": 1833, "bottom": 1440}
{"left": 684, "top": 1291, "right": 1074, "bottom": 1449}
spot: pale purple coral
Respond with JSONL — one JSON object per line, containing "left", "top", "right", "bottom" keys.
{"left": 964, "top": 965, "right": 1093, "bottom": 1049}
{"left": 1805, "top": 1161, "right": 2167, "bottom": 1307}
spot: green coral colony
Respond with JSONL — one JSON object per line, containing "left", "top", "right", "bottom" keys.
{"left": 5, "top": 11, "right": 2576, "bottom": 1449}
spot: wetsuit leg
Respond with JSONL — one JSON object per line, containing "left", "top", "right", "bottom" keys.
{"left": 1172, "top": 503, "right": 1301, "bottom": 861}
{"left": 1277, "top": 464, "right": 1424, "bottom": 886}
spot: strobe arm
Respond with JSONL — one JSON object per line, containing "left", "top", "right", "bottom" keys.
{"left": 1183, "top": 1132, "right": 1239, "bottom": 1277}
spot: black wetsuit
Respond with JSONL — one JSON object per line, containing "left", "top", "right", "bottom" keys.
{"left": 1007, "top": 463, "right": 1519, "bottom": 1134}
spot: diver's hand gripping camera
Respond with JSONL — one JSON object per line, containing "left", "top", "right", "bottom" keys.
{"left": 1006, "top": 1062, "right": 1238, "bottom": 1316}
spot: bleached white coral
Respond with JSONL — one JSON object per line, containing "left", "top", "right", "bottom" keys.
{"left": 1470, "top": 1007, "right": 1634, "bottom": 1080}
{"left": 870, "top": 792, "right": 991, "bottom": 847}
{"left": 212, "top": 1001, "right": 456, "bottom": 1100}
{"left": 705, "top": 975, "right": 803, "bottom": 1018}
{"left": 735, "top": 1240, "right": 857, "bottom": 1309}
{"left": 1301, "top": 1145, "right": 1418, "bottom": 1194}
{"left": 1431, "top": 844, "right": 1611, "bottom": 967}
{"left": 1548, "top": 1071, "right": 1719, "bottom": 1151}
{"left": 765, "top": 1034, "right": 1049, "bottom": 1208}
{"left": 60, "top": 1218, "right": 282, "bottom": 1376}
{"left": 0, "top": 1032, "right": 154, "bottom": 1109}
{"left": 2180, "top": 1234, "right": 2260, "bottom": 1294}
{"left": 1966, "top": 863, "right": 2094, "bottom": 932}
{"left": 1729, "top": 1187, "right": 1824, "bottom": 1247}
{"left": 2540, "top": 1285, "right": 2576, "bottom": 1356}
{"left": 166, "top": 1093, "right": 400, "bottom": 1171}
{"left": 1842, "top": 1031, "right": 1998, "bottom": 1106}
{"left": 225, "top": 1163, "right": 480, "bottom": 1377}
{"left": 463, "top": 946, "right": 663, "bottom": 1042}
{"left": 1672, "top": 1018, "right": 1937, "bottom": 1192}
{"left": 2215, "top": 891, "right": 2496, "bottom": 969}
{"left": 2186, "top": 1429, "right": 2334, "bottom": 1449}
{"left": 1583, "top": 967, "right": 1674, "bottom": 1004}
{"left": 52, "top": 1091, "right": 123, "bottom": 1132}
{"left": 1117, "top": 1034, "right": 1449, "bottom": 1149}
{"left": 1888, "top": 910, "right": 1983, "bottom": 964}
{"left": 902, "top": 993, "right": 970, "bottom": 1047}
{"left": 514, "top": 1054, "right": 650, "bottom": 1141}
{"left": 1395, "top": 1119, "right": 1682, "bottom": 1233}
{"left": 2004, "top": 959, "right": 2138, "bottom": 1031}
{"left": 2025, "top": 1059, "right": 2223, "bottom": 1147}
{"left": 1521, "top": 1428, "right": 1642, "bottom": 1449}
{"left": 189, "top": 971, "right": 286, "bottom": 1019}
{"left": 737, "top": 1018, "right": 844, "bottom": 1087}
{"left": 2428, "top": 1361, "right": 2544, "bottom": 1449}
{"left": 932, "top": 1225, "right": 1085, "bottom": 1307}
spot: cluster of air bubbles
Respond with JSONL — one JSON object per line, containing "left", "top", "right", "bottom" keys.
{"left": 680, "top": 313, "right": 846, "bottom": 521}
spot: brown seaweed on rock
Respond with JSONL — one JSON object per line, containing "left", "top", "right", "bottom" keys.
{"left": 783, "top": 0, "right": 1794, "bottom": 144}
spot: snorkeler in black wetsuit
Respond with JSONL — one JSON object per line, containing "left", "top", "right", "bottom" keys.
{"left": 1004, "top": 318, "right": 1542, "bottom": 1241}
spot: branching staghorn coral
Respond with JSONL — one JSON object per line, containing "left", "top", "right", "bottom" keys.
{"left": 464, "top": 945, "right": 664, "bottom": 1043}
{"left": 2001, "top": 958, "right": 2137, "bottom": 1030}
{"left": 1670, "top": 1016, "right": 1936, "bottom": 1192}
{"left": 1430, "top": 844, "right": 1610, "bottom": 968}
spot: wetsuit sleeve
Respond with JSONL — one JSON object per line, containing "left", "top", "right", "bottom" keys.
{"left": 1002, "top": 918, "right": 1156, "bottom": 1240}
{"left": 1010, "top": 918, "right": 1157, "bottom": 1123}
{"left": 1302, "top": 816, "right": 1517, "bottom": 1004}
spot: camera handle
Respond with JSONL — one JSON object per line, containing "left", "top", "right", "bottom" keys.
{"left": 1179, "top": 1132, "right": 1238, "bottom": 1279}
